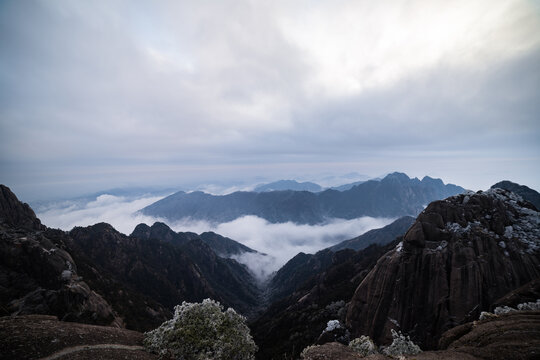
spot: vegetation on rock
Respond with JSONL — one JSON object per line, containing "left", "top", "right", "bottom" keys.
{"left": 143, "top": 299, "right": 257, "bottom": 360}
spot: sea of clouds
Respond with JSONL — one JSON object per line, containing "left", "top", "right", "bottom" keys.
{"left": 36, "top": 194, "right": 394, "bottom": 281}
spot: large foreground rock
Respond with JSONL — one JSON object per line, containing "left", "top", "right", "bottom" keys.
{"left": 346, "top": 188, "right": 540, "bottom": 348}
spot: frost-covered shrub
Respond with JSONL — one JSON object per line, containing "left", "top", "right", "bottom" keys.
{"left": 517, "top": 299, "right": 540, "bottom": 311}
{"left": 480, "top": 299, "right": 540, "bottom": 320}
{"left": 381, "top": 329, "right": 421, "bottom": 357}
{"left": 300, "top": 345, "right": 320, "bottom": 359}
{"left": 324, "top": 319, "right": 341, "bottom": 332}
{"left": 494, "top": 305, "right": 517, "bottom": 315}
{"left": 143, "top": 299, "right": 257, "bottom": 360}
{"left": 348, "top": 335, "right": 378, "bottom": 356}
{"left": 493, "top": 299, "right": 540, "bottom": 315}
{"left": 479, "top": 311, "right": 498, "bottom": 320}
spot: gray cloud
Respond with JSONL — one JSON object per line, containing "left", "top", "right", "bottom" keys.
{"left": 1, "top": 0, "right": 540, "bottom": 200}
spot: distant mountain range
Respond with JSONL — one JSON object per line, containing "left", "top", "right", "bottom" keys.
{"left": 140, "top": 172, "right": 465, "bottom": 224}
{"left": 254, "top": 180, "right": 323, "bottom": 192}
{"left": 254, "top": 179, "right": 375, "bottom": 192}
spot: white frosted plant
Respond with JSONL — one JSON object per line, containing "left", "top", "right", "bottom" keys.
{"left": 348, "top": 335, "right": 378, "bottom": 356}
{"left": 300, "top": 345, "right": 320, "bottom": 359}
{"left": 494, "top": 305, "right": 516, "bottom": 315}
{"left": 517, "top": 299, "right": 540, "bottom": 311}
{"left": 143, "top": 298, "right": 257, "bottom": 360}
{"left": 324, "top": 319, "right": 341, "bottom": 332}
{"left": 491, "top": 299, "right": 540, "bottom": 316}
{"left": 381, "top": 329, "right": 421, "bottom": 357}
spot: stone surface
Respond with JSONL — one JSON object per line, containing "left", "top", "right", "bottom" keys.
{"left": 440, "top": 311, "right": 540, "bottom": 360}
{"left": 0, "top": 314, "right": 155, "bottom": 360}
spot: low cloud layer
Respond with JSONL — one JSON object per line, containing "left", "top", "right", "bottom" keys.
{"left": 171, "top": 215, "right": 394, "bottom": 280}
{"left": 36, "top": 194, "right": 394, "bottom": 280}
{"left": 36, "top": 194, "right": 168, "bottom": 235}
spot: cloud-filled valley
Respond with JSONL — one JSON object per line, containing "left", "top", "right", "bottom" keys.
{"left": 36, "top": 194, "right": 393, "bottom": 280}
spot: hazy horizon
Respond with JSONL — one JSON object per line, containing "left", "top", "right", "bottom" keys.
{"left": 1, "top": 1, "right": 539, "bottom": 201}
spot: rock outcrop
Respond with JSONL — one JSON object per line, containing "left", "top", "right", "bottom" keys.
{"left": 0, "top": 185, "right": 43, "bottom": 231}
{"left": 0, "top": 186, "right": 122, "bottom": 327}
{"left": 346, "top": 188, "right": 540, "bottom": 349}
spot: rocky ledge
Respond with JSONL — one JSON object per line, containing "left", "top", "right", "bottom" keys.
{"left": 0, "top": 314, "right": 155, "bottom": 360}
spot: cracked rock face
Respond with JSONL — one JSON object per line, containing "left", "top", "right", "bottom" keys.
{"left": 346, "top": 188, "right": 540, "bottom": 349}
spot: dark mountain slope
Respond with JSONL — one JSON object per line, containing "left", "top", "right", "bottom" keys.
{"left": 330, "top": 215, "right": 415, "bottom": 251}
{"left": 180, "top": 239, "right": 262, "bottom": 317}
{"left": 131, "top": 223, "right": 257, "bottom": 257}
{"left": 491, "top": 180, "right": 540, "bottom": 210}
{"left": 199, "top": 231, "right": 257, "bottom": 257}
{"left": 266, "top": 249, "right": 334, "bottom": 303}
{"left": 0, "top": 185, "right": 121, "bottom": 327}
{"left": 251, "top": 240, "right": 401, "bottom": 360}
{"left": 346, "top": 188, "right": 540, "bottom": 349}
{"left": 141, "top": 173, "right": 464, "bottom": 224}
{"left": 70, "top": 224, "right": 262, "bottom": 317}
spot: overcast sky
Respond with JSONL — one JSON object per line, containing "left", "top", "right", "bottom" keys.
{"left": 1, "top": 0, "right": 539, "bottom": 201}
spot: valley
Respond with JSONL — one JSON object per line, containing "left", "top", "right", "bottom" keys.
{"left": 1, "top": 176, "right": 539, "bottom": 359}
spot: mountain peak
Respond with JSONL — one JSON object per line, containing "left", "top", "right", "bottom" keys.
{"left": 421, "top": 175, "right": 444, "bottom": 186}
{"left": 0, "top": 184, "right": 43, "bottom": 231}
{"left": 254, "top": 180, "right": 322, "bottom": 192}
{"left": 382, "top": 172, "right": 411, "bottom": 182}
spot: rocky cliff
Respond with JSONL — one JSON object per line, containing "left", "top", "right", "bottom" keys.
{"left": 346, "top": 188, "right": 540, "bottom": 349}
{"left": 0, "top": 185, "right": 122, "bottom": 327}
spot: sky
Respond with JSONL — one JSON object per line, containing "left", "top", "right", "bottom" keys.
{"left": 1, "top": 0, "right": 540, "bottom": 201}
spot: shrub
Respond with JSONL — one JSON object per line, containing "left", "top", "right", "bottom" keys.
{"left": 348, "top": 335, "right": 378, "bottom": 356}
{"left": 143, "top": 299, "right": 257, "bottom": 360}
{"left": 300, "top": 345, "right": 320, "bottom": 359}
{"left": 381, "top": 329, "right": 421, "bottom": 357}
